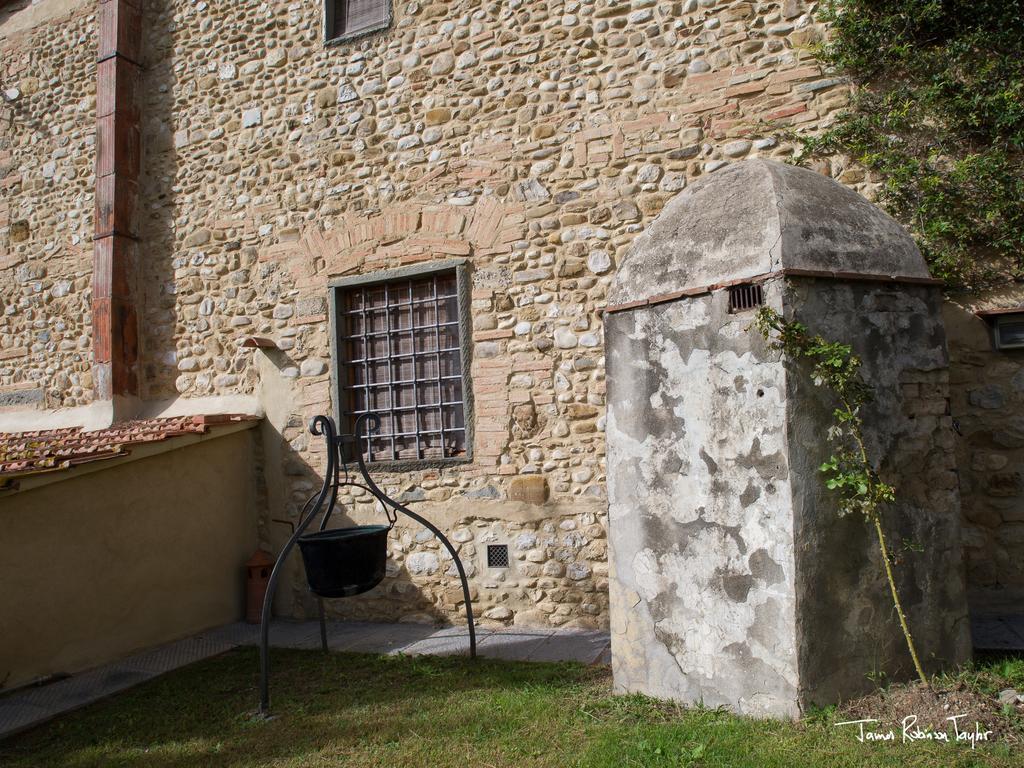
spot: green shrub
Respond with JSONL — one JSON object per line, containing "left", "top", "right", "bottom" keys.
{"left": 801, "top": 0, "right": 1024, "bottom": 291}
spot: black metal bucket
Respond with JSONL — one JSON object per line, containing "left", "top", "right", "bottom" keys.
{"left": 297, "top": 525, "right": 389, "bottom": 598}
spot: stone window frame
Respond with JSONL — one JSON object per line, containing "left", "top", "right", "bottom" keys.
{"left": 323, "top": 0, "right": 393, "bottom": 47}
{"left": 327, "top": 258, "right": 475, "bottom": 472}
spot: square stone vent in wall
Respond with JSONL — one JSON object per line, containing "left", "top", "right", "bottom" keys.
{"left": 486, "top": 544, "right": 509, "bottom": 568}
{"left": 728, "top": 283, "right": 764, "bottom": 313}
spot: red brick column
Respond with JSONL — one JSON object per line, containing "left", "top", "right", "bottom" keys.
{"left": 93, "top": 0, "right": 142, "bottom": 405}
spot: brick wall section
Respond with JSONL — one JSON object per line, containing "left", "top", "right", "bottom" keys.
{"left": 0, "top": 2, "right": 96, "bottom": 408}
{"left": 93, "top": 0, "right": 143, "bottom": 401}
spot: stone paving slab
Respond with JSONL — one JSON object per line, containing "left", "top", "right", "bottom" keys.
{"left": 332, "top": 622, "right": 439, "bottom": 653}
{"left": 528, "top": 630, "right": 610, "bottom": 664}
{"left": 0, "top": 631, "right": 249, "bottom": 741}
{"left": 0, "top": 702, "right": 53, "bottom": 740}
{"left": 1, "top": 662, "right": 158, "bottom": 742}
{"left": 200, "top": 621, "right": 261, "bottom": 646}
{"left": 121, "top": 635, "right": 237, "bottom": 676}
{"left": 257, "top": 621, "right": 325, "bottom": 650}
{"left": 477, "top": 632, "right": 553, "bottom": 661}
{"left": 400, "top": 627, "right": 493, "bottom": 657}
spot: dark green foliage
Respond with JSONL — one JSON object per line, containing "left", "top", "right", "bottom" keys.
{"left": 800, "top": 1, "right": 1024, "bottom": 290}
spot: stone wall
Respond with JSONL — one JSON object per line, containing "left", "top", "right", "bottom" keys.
{"left": 135, "top": 0, "right": 846, "bottom": 401}
{"left": 291, "top": 495, "right": 610, "bottom": 627}
{"left": 606, "top": 277, "right": 970, "bottom": 715}
{"left": 2, "top": 0, "right": 1016, "bottom": 626}
{"left": 944, "top": 291, "right": 1024, "bottom": 596}
{"left": 132, "top": 0, "right": 849, "bottom": 627}
{"left": 0, "top": 0, "right": 96, "bottom": 410}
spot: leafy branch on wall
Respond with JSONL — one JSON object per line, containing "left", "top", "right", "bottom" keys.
{"left": 799, "top": 0, "right": 1024, "bottom": 292}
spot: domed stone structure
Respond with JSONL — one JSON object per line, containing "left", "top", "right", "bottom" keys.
{"left": 609, "top": 160, "right": 930, "bottom": 308}
{"left": 604, "top": 160, "right": 970, "bottom": 718}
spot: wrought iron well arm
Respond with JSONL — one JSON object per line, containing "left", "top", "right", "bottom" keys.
{"left": 258, "top": 413, "right": 477, "bottom": 716}
{"left": 349, "top": 413, "right": 477, "bottom": 660}
{"left": 258, "top": 415, "right": 339, "bottom": 715}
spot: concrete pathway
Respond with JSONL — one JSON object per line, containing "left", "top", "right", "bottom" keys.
{"left": 0, "top": 620, "right": 610, "bottom": 741}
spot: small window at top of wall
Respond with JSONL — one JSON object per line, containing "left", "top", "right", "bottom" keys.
{"left": 976, "top": 308, "right": 1024, "bottom": 351}
{"left": 325, "top": 0, "right": 392, "bottom": 45}
{"left": 993, "top": 314, "right": 1024, "bottom": 350}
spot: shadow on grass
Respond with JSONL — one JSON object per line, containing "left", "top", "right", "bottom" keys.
{"left": 0, "top": 647, "right": 604, "bottom": 768}
{"left": 1, "top": 648, "right": 1021, "bottom": 768}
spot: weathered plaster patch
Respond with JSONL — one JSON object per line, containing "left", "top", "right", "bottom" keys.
{"left": 608, "top": 286, "right": 800, "bottom": 717}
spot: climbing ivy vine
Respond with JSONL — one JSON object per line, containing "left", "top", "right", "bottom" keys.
{"left": 799, "top": 0, "right": 1024, "bottom": 292}
{"left": 752, "top": 306, "right": 929, "bottom": 687}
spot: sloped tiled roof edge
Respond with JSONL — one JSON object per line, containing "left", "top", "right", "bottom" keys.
{"left": 0, "top": 414, "right": 261, "bottom": 487}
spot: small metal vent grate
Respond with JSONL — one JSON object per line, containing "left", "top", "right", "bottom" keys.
{"left": 728, "top": 283, "right": 764, "bottom": 313}
{"left": 486, "top": 544, "right": 509, "bottom": 568}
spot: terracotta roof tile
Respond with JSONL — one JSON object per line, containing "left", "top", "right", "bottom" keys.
{"left": 0, "top": 414, "right": 260, "bottom": 481}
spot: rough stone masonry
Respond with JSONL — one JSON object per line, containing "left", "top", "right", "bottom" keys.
{"left": 0, "top": 0, "right": 1020, "bottom": 630}
{"left": 605, "top": 161, "right": 971, "bottom": 716}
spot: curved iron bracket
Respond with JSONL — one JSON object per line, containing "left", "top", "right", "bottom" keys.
{"left": 258, "top": 413, "right": 477, "bottom": 715}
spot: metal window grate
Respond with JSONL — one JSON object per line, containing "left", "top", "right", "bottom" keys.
{"left": 486, "top": 544, "right": 509, "bottom": 569}
{"left": 330, "top": 0, "right": 389, "bottom": 40}
{"left": 336, "top": 269, "right": 466, "bottom": 462}
{"left": 728, "top": 283, "right": 764, "bottom": 313}
{"left": 994, "top": 316, "right": 1024, "bottom": 350}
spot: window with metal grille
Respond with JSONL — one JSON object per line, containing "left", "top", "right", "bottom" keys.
{"left": 325, "top": 0, "right": 391, "bottom": 43}
{"left": 993, "top": 314, "right": 1024, "bottom": 350}
{"left": 334, "top": 267, "right": 468, "bottom": 463}
{"left": 728, "top": 283, "right": 764, "bottom": 313}
{"left": 486, "top": 545, "right": 509, "bottom": 569}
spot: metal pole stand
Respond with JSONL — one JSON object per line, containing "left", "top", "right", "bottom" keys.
{"left": 258, "top": 413, "right": 476, "bottom": 715}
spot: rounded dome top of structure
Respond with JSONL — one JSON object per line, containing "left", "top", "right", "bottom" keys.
{"left": 609, "top": 159, "right": 929, "bottom": 305}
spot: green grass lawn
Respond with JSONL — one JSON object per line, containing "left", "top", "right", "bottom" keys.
{"left": 1, "top": 648, "right": 1020, "bottom": 768}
